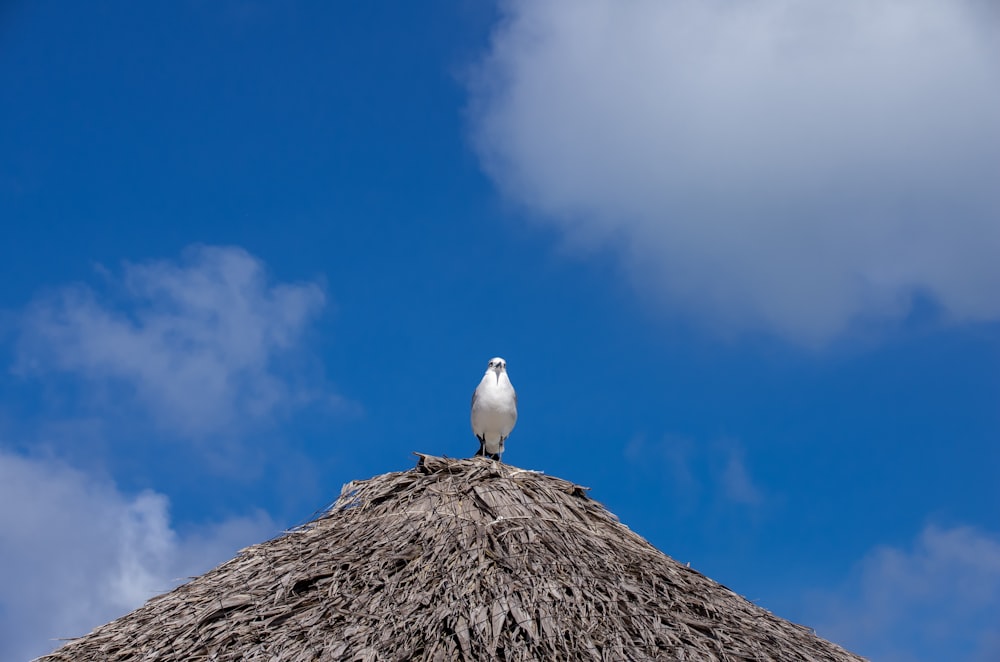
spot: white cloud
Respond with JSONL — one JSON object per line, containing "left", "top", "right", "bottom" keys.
{"left": 469, "top": 0, "right": 1000, "bottom": 344}
{"left": 812, "top": 524, "right": 1000, "bottom": 662}
{"left": 16, "top": 245, "right": 327, "bottom": 437}
{"left": 0, "top": 448, "right": 277, "bottom": 662}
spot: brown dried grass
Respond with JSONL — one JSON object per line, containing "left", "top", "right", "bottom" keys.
{"left": 38, "top": 454, "right": 865, "bottom": 661}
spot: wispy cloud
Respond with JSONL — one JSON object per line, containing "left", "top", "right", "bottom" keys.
{"left": 626, "top": 435, "right": 765, "bottom": 511}
{"left": 468, "top": 0, "right": 1000, "bottom": 344}
{"left": 15, "top": 245, "right": 327, "bottom": 438}
{"left": 718, "top": 444, "right": 763, "bottom": 507}
{"left": 0, "top": 448, "right": 278, "bottom": 662}
{"left": 809, "top": 524, "right": 1000, "bottom": 662}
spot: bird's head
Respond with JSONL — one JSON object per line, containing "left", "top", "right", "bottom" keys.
{"left": 487, "top": 357, "right": 507, "bottom": 375}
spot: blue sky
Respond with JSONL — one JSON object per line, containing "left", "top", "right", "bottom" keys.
{"left": 1, "top": 1, "right": 998, "bottom": 660}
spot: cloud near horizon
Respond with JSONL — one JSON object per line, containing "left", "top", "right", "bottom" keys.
{"left": 811, "top": 524, "right": 1000, "bottom": 661}
{"left": 0, "top": 448, "right": 278, "bottom": 662}
{"left": 16, "top": 245, "right": 327, "bottom": 438}
{"left": 468, "top": 0, "right": 1000, "bottom": 344}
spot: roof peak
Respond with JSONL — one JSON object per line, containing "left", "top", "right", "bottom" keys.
{"left": 40, "top": 452, "right": 866, "bottom": 662}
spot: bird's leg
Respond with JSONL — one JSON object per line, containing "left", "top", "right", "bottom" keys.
{"left": 475, "top": 436, "right": 485, "bottom": 458}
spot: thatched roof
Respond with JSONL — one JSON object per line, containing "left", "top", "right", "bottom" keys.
{"left": 39, "top": 455, "right": 865, "bottom": 661}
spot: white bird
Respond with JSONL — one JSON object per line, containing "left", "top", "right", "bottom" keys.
{"left": 471, "top": 357, "right": 518, "bottom": 461}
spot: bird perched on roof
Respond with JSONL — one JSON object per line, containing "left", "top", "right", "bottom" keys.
{"left": 471, "top": 357, "right": 517, "bottom": 461}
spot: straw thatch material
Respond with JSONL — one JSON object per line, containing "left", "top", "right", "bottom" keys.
{"left": 39, "top": 455, "right": 865, "bottom": 661}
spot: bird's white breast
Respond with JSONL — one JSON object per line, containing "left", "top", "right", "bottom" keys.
{"left": 471, "top": 372, "right": 517, "bottom": 453}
